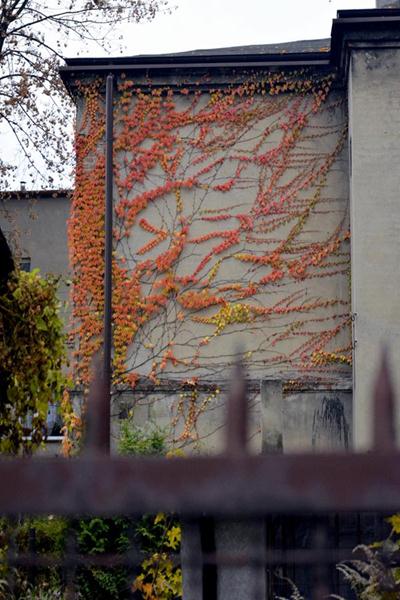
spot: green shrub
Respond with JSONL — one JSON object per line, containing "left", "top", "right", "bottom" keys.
{"left": 16, "top": 516, "right": 68, "bottom": 555}
{"left": 0, "top": 268, "right": 68, "bottom": 454}
{"left": 334, "top": 515, "right": 400, "bottom": 600}
{"left": 118, "top": 419, "right": 167, "bottom": 456}
{"left": 0, "top": 421, "right": 181, "bottom": 599}
{"left": 118, "top": 419, "right": 182, "bottom": 599}
{"left": 75, "top": 517, "right": 132, "bottom": 599}
{"left": 76, "top": 420, "right": 170, "bottom": 599}
{"left": 0, "top": 516, "right": 67, "bottom": 598}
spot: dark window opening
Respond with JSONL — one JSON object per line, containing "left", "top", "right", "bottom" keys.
{"left": 20, "top": 257, "right": 31, "bottom": 272}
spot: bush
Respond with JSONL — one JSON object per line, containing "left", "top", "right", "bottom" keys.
{"left": 119, "top": 418, "right": 182, "bottom": 599}
{"left": 118, "top": 419, "right": 167, "bottom": 456}
{"left": 75, "top": 517, "right": 132, "bottom": 599}
{"left": 76, "top": 419, "right": 182, "bottom": 600}
{"left": 0, "top": 516, "right": 67, "bottom": 599}
{"left": 334, "top": 514, "right": 400, "bottom": 600}
{"left": 0, "top": 421, "right": 181, "bottom": 599}
{"left": 0, "top": 268, "right": 68, "bottom": 454}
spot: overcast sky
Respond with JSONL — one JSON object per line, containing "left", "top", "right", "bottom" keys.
{"left": 5, "top": 0, "right": 377, "bottom": 189}
{"left": 104, "top": 0, "right": 376, "bottom": 57}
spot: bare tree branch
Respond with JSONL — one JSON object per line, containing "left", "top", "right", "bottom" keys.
{"left": 0, "top": 0, "right": 170, "bottom": 189}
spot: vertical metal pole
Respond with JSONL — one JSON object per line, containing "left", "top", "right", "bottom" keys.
{"left": 373, "top": 347, "right": 396, "bottom": 451}
{"left": 226, "top": 355, "right": 248, "bottom": 456}
{"left": 102, "top": 72, "right": 113, "bottom": 454}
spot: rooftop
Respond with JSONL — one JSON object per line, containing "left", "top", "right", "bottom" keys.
{"left": 59, "top": 8, "right": 400, "bottom": 90}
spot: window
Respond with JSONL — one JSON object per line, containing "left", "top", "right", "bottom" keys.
{"left": 20, "top": 257, "right": 31, "bottom": 272}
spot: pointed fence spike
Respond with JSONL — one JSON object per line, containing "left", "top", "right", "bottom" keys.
{"left": 373, "top": 347, "right": 396, "bottom": 451}
{"left": 226, "top": 352, "right": 248, "bottom": 455}
{"left": 84, "top": 354, "right": 110, "bottom": 454}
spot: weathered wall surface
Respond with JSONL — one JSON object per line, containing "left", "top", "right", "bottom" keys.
{"left": 261, "top": 380, "right": 352, "bottom": 452}
{"left": 0, "top": 194, "right": 70, "bottom": 307}
{"left": 119, "top": 91, "right": 350, "bottom": 380}
{"left": 71, "top": 75, "right": 352, "bottom": 450}
{"left": 114, "top": 380, "right": 352, "bottom": 453}
{"left": 0, "top": 192, "right": 71, "bottom": 452}
{"left": 349, "top": 48, "right": 400, "bottom": 448}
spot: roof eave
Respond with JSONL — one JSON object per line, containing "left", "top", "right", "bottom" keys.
{"left": 60, "top": 7, "right": 400, "bottom": 95}
{"left": 59, "top": 52, "right": 332, "bottom": 95}
{"left": 0, "top": 189, "right": 71, "bottom": 200}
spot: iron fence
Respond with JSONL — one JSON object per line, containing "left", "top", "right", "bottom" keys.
{"left": 0, "top": 352, "right": 398, "bottom": 598}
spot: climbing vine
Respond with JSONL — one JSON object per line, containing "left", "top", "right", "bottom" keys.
{"left": 67, "top": 69, "right": 351, "bottom": 442}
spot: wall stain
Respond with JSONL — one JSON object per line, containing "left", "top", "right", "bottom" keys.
{"left": 312, "top": 396, "right": 349, "bottom": 449}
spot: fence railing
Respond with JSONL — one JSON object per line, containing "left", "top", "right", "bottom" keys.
{"left": 0, "top": 351, "right": 398, "bottom": 598}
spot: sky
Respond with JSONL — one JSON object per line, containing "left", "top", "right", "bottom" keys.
{"left": 3, "top": 0, "right": 377, "bottom": 189}
{"left": 103, "top": 0, "right": 376, "bottom": 57}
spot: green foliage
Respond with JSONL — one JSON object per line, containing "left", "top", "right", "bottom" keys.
{"left": 75, "top": 422, "right": 175, "bottom": 599}
{"left": 16, "top": 516, "right": 68, "bottom": 555}
{"left": 272, "top": 515, "right": 400, "bottom": 600}
{"left": 329, "top": 513, "right": 400, "bottom": 600}
{"left": 0, "top": 578, "right": 66, "bottom": 599}
{"left": 274, "top": 578, "right": 305, "bottom": 600}
{"left": 77, "top": 566, "right": 127, "bottom": 599}
{"left": 0, "top": 423, "right": 181, "bottom": 599}
{"left": 334, "top": 539, "right": 400, "bottom": 600}
{"left": 0, "top": 268, "right": 68, "bottom": 454}
{"left": 118, "top": 419, "right": 182, "bottom": 599}
{"left": 22, "top": 585, "right": 65, "bottom": 600}
{"left": 387, "top": 514, "right": 400, "bottom": 535}
{"left": 75, "top": 517, "right": 132, "bottom": 599}
{"left": 118, "top": 418, "right": 167, "bottom": 456}
{"left": 135, "top": 513, "right": 180, "bottom": 554}
{"left": 133, "top": 513, "right": 182, "bottom": 600}
{"left": 0, "top": 516, "right": 68, "bottom": 598}
{"left": 133, "top": 551, "right": 182, "bottom": 600}
{"left": 77, "top": 517, "right": 129, "bottom": 555}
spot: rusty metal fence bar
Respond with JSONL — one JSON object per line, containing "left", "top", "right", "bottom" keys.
{"left": 0, "top": 355, "right": 397, "bottom": 517}
{"left": 1, "top": 452, "right": 400, "bottom": 516}
{"left": 0, "top": 351, "right": 397, "bottom": 598}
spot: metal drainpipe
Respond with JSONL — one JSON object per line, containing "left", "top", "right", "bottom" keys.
{"left": 102, "top": 72, "right": 114, "bottom": 454}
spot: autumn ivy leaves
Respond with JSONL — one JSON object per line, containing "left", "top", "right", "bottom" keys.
{"left": 69, "top": 70, "right": 351, "bottom": 406}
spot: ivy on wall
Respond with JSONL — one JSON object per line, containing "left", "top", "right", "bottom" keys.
{"left": 67, "top": 70, "right": 351, "bottom": 443}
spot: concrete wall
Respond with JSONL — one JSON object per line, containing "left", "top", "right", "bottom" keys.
{"left": 0, "top": 193, "right": 71, "bottom": 307}
{"left": 0, "top": 192, "right": 71, "bottom": 452}
{"left": 261, "top": 380, "right": 352, "bottom": 453}
{"left": 112, "top": 89, "right": 350, "bottom": 385}
{"left": 114, "top": 379, "right": 352, "bottom": 454}
{"left": 73, "top": 80, "right": 353, "bottom": 452}
{"left": 348, "top": 47, "right": 400, "bottom": 448}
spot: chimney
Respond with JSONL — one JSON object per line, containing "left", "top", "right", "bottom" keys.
{"left": 376, "top": 1, "right": 400, "bottom": 7}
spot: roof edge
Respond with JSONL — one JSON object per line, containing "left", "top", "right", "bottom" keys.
{"left": 59, "top": 8, "right": 400, "bottom": 93}
{"left": 0, "top": 189, "right": 72, "bottom": 200}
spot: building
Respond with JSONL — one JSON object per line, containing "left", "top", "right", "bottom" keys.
{"left": 0, "top": 189, "right": 71, "bottom": 443}
{"left": 1, "top": 4, "right": 399, "bottom": 596}
{"left": 57, "top": 6, "right": 400, "bottom": 596}
{"left": 58, "top": 5, "right": 400, "bottom": 458}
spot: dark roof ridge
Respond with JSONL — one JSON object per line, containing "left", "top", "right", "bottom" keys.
{"left": 0, "top": 189, "right": 71, "bottom": 199}
{"left": 62, "top": 38, "right": 331, "bottom": 68}
{"left": 116, "top": 38, "right": 331, "bottom": 59}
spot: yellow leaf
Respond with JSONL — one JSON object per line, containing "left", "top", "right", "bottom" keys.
{"left": 154, "top": 512, "right": 166, "bottom": 525}
{"left": 166, "top": 525, "right": 182, "bottom": 550}
{"left": 387, "top": 514, "right": 400, "bottom": 534}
